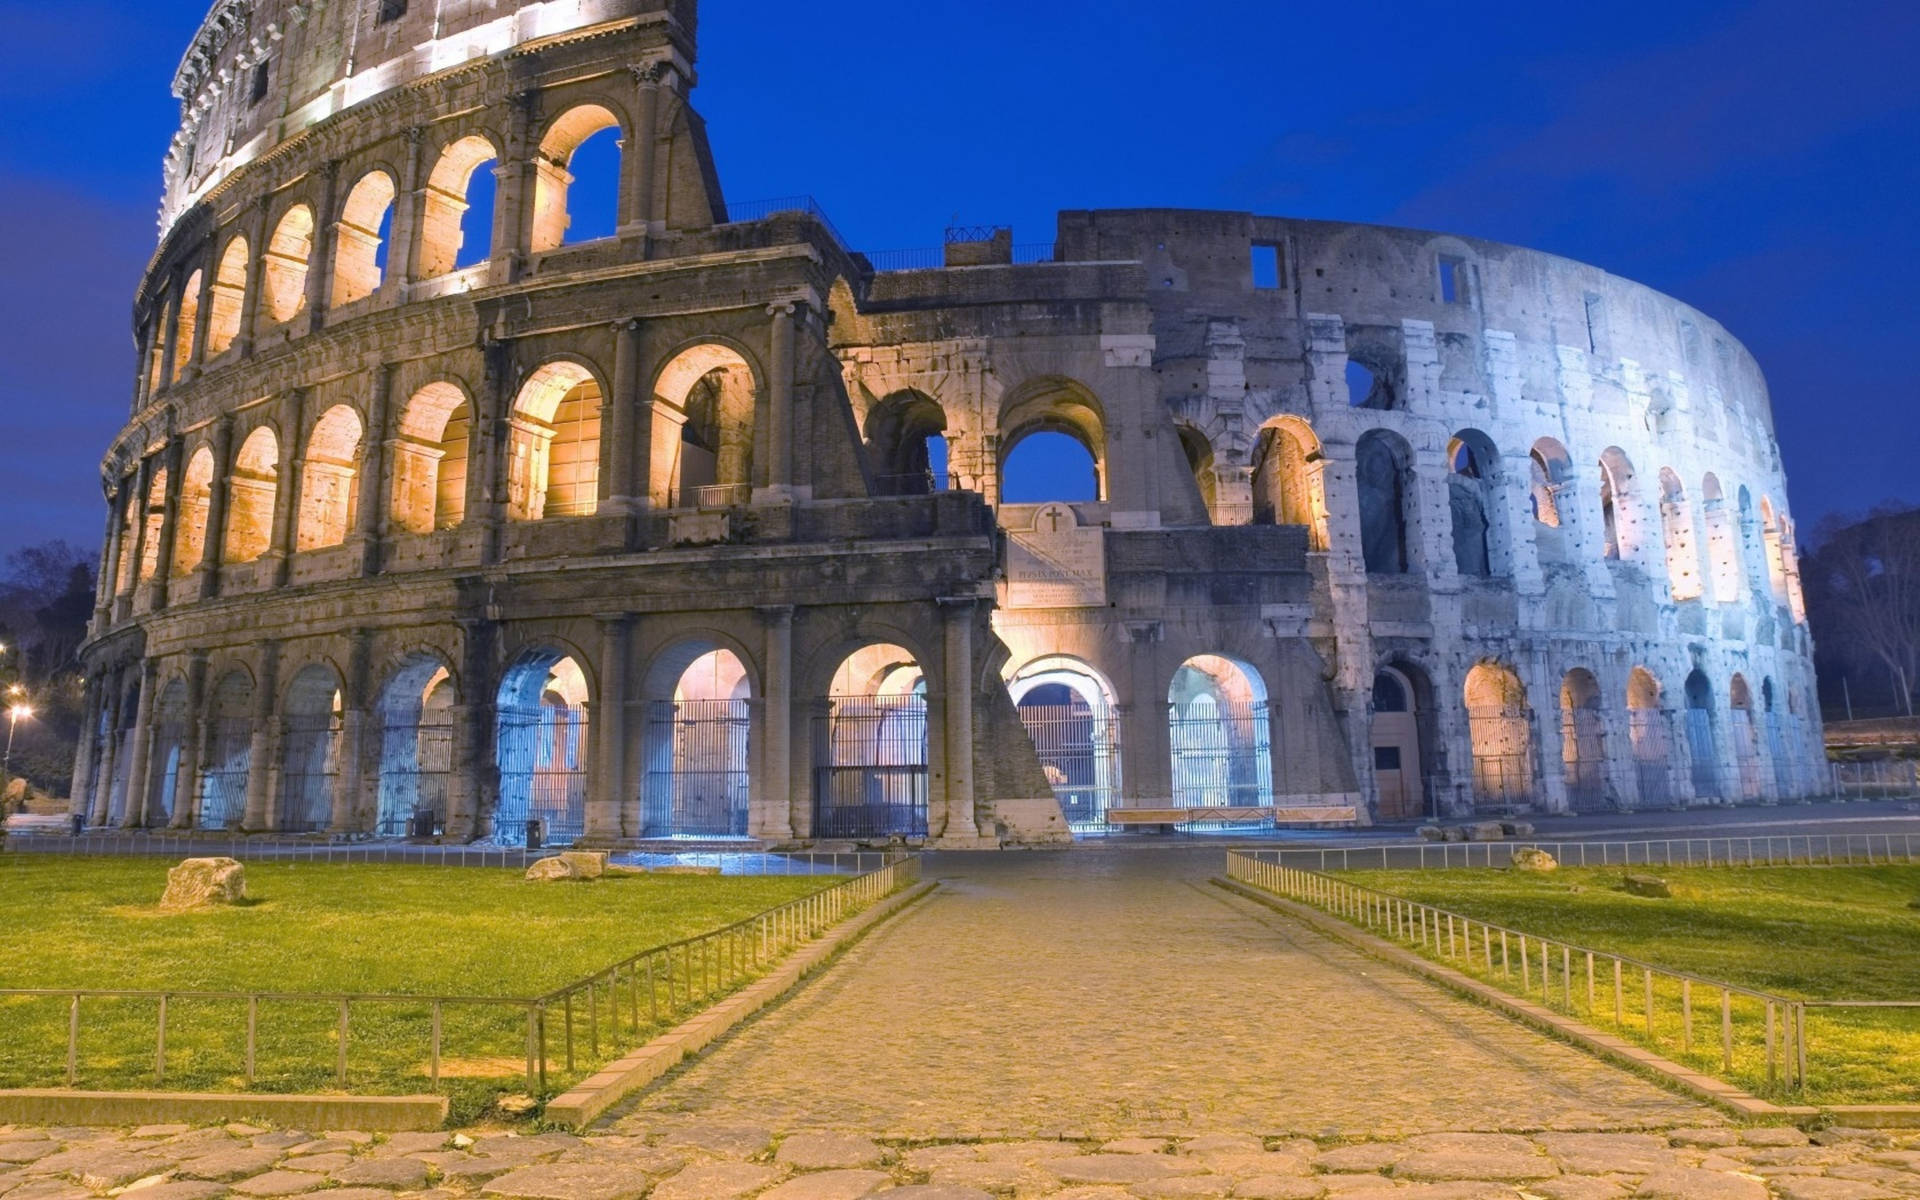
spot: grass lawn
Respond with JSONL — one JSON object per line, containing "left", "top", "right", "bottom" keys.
{"left": 1336, "top": 864, "right": 1920, "bottom": 1103}
{"left": 0, "top": 856, "right": 831, "bottom": 1117}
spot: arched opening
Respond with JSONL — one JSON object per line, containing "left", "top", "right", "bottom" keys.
{"left": 146, "top": 681, "right": 191, "bottom": 827}
{"left": 296, "top": 405, "right": 364, "bottom": 551}
{"left": 1464, "top": 662, "right": 1533, "bottom": 811}
{"left": 655, "top": 344, "right": 756, "bottom": 507}
{"left": 1346, "top": 359, "right": 1392, "bottom": 409}
{"left": 1447, "top": 430, "right": 1498, "bottom": 578}
{"left": 1701, "top": 473, "right": 1742, "bottom": 601}
{"left": 390, "top": 382, "right": 470, "bottom": 533}
{"left": 509, "top": 362, "right": 601, "bottom": 520}
{"left": 1728, "top": 673, "right": 1764, "bottom": 800}
{"left": 531, "top": 105, "right": 623, "bottom": 253}
{"left": 1168, "top": 655, "right": 1274, "bottom": 822}
{"left": 1761, "top": 676, "right": 1793, "bottom": 799}
{"left": 1251, "top": 418, "right": 1323, "bottom": 546}
{"left": 280, "top": 665, "right": 343, "bottom": 833}
{"left": 205, "top": 236, "right": 248, "bottom": 356}
{"left": 146, "top": 302, "right": 170, "bottom": 397}
{"left": 105, "top": 678, "right": 141, "bottom": 826}
{"left": 262, "top": 204, "right": 314, "bottom": 325}
{"left": 113, "top": 487, "right": 138, "bottom": 597}
{"left": 330, "top": 170, "right": 396, "bottom": 307}
{"left": 863, "top": 391, "right": 950, "bottom": 495}
{"left": 373, "top": 655, "right": 454, "bottom": 838}
{"left": 1627, "top": 667, "right": 1673, "bottom": 807}
{"left": 814, "top": 643, "right": 929, "bottom": 839}
{"left": 137, "top": 466, "right": 169, "bottom": 584}
{"left": 1370, "top": 665, "right": 1426, "bottom": 821}
{"left": 1659, "top": 469, "right": 1702, "bottom": 601}
{"left": 1560, "top": 668, "right": 1611, "bottom": 812}
{"left": 1008, "top": 656, "right": 1122, "bottom": 832}
{"left": 197, "top": 670, "right": 254, "bottom": 830}
{"left": 1760, "top": 497, "right": 1790, "bottom": 606}
{"left": 1355, "top": 430, "right": 1413, "bottom": 574}
{"left": 1598, "top": 448, "right": 1636, "bottom": 561}
{"left": 1177, "top": 425, "right": 1219, "bottom": 521}
{"left": 173, "top": 447, "right": 215, "bottom": 577}
{"left": 999, "top": 378, "right": 1106, "bottom": 504}
{"left": 172, "top": 271, "right": 202, "bottom": 381}
{"left": 418, "top": 135, "right": 499, "bottom": 277}
{"left": 495, "top": 650, "right": 590, "bottom": 846}
{"left": 642, "top": 645, "right": 753, "bottom": 838}
{"left": 1684, "top": 669, "right": 1721, "bottom": 802}
{"left": 224, "top": 427, "right": 279, "bottom": 564}
{"left": 1530, "top": 438, "right": 1573, "bottom": 563}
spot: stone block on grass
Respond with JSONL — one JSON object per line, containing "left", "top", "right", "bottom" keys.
{"left": 159, "top": 857, "right": 246, "bottom": 910}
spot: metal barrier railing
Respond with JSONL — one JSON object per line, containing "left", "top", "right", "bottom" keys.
{"left": 1247, "top": 832, "right": 1920, "bottom": 874}
{"left": 0, "top": 855, "right": 919, "bottom": 1097}
{"left": 1226, "top": 850, "right": 1812, "bottom": 1093}
{"left": 1831, "top": 759, "right": 1920, "bottom": 798}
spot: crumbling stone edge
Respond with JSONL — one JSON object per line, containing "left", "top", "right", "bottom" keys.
{"left": 543, "top": 879, "right": 940, "bottom": 1130}
{"left": 1212, "top": 876, "right": 1817, "bottom": 1125}
{"left": 0, "top": 1089, "right": 446, "bottom": 1131}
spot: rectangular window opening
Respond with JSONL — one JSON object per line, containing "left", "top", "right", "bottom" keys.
{"left": 1584, "top": 293, "right": 1605, "bottom": 354}
{"left": 249, "top": 62, "right": 270, "bottom": 105}
{"left": 377, "top": 0, "right": 408, "bottom": 23}
{"left": 1252, "top": 243, "right": 1282, "bottom": 291}
{"left": 1438, "top": 255, "right": 1467, "bottom": 304}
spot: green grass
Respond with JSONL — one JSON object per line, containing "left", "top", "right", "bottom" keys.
{"left": 1328, "top": 864, "right": 1920, "bottom": 1104}
{"left": 0, "top": 856, "right": 832, "bottom": 1118}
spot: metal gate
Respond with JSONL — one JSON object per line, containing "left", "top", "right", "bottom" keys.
{"left": 1560, "top": 708, "right": 1612, "bottom": 812}
{"left": 105, "top": 729, "right": 132, "bottom": 826}
{"left": 374, "top": 715, "right": 452, "bottom": 837}
{"left": 280, "top": 713, "right": 340, "bottom": 833}
{"left": 1016, "top": 703, "right": 1120, "bottom": 831}
{"left": 1765, "top": 714, "right": 1794, "bottom": 799}
{"left": 1467, "top": 706, "right": 1533, "bottom": 812}
{"left": 1168, "top": 700, "right": 1274, "bottom": 821}
{"left": 495, "top": 703, "right": 588, "bottom": 845}
{"left": 1730, "top": 711, "right": 1766, "bottom": 801}
{"left": 643, "top": 699, "right": 751, "bottom": 837}
{"left": 1628, "top": 710, "right": 1675, "bottom": 808}
{"left": 149, "top": 716, "right": 188, "bottom": 825}
{"left": 812, "top": 696, "right": 929, "bottom": 839}
{"left": 197, "top": 717, "right": 252, "bottom": 830}
{"left": 1685, "top": 708, "right": 1722, "bottom": 802}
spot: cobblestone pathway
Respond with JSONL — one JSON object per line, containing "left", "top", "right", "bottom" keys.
{"left": 620, "top": 850, "right": 1714, "bottom": 1138}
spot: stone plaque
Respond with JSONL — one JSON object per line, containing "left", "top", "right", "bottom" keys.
{"left": 1007, "top": 503, "right": 1105, "bottom": 609}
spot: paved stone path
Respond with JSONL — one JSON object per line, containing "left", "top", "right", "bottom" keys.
{"left": 618, "top": 850, "right": 1714, "bottom": 1138}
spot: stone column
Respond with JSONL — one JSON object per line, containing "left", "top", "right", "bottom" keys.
{"left": 627, "top": 63, "right": 665, "bottom": 237}
{"left": 755, "top": 302, "right": 796, "bottom": 505}
{"left": 351, "top": 364, "right": 394, "bottom": 576}
{"left": 186, "top": 263, "right": 216, "bottom": 378}
{"left": 490, "top": 92, "right": 536, "bottom": 287}
{"left": 120, "top": 662, "right": 161, "bottom": 828}
{"left": 155, "top": 280, "right": 183, "bottom": 394}
{"left": 242, "top": 640, "right": 282, "bottom": 831}
{"left": 938, "top": 597, "right": 978, "bottom": 842}
{"left": 147, "top": 437, "right": 186, "bottom": 610}
{"left": 446, "top": 618, "right": 496, "bottom": 841}
{"left": 332, "top": 629, "right": 374, "bottom": 833}
{"left": 266, "top": 392, "right": 305, "bottom": 587}
{"left": 387, "top": 127, "right": 427, "bottom": 295}
{"left": 302, "top": 160, "right": 342, "bottom": 335}
{"left": 471, "top": 343, "right": 514, "bottom": 563}
{"left": 604, "top": 320, "right": 642, "bottom": 517}
{"left": 236, "top": 196, "right": 271, "bottom": 358}
{"left": 756, "top": 605, "right": 796, "bottom": 841}
{"left": 171, "top": 652, "right": 209, "bottom": 828}
{"left": 68, "top": 678, "right": 100, "bottom": 823}
{"left": 589, "top": 613, "right": 632, "bottom": 840}
{"left": 195, "top": 415, "right": 236, "bottom": 600}
{"left": 93, "top": 487, "right": 124, "bottom": 632}
{"left": 89, "top": 673, "right": 123, "bottom": 827}
{"left": 120, "top": 455, "right": 156, "bottom": 620}
{"left": 1120, "top": 620, "right": 1170, "bottom": 804}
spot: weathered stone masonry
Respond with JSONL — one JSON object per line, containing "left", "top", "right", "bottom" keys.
{"left": 75, "top": 0, "right": 1824, "bottom": 846}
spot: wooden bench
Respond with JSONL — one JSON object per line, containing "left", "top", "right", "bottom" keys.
{"left": 1105, "top": 805, "right": 1359, "bottom": 826}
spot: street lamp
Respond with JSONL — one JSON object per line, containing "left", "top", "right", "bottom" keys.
{"left": 3, "top": 702, "right": 32, "bottom": 794}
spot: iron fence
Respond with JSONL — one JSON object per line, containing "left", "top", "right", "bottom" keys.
{"left": 642, "top": 700, "right": 751, "bottom": 838}
{"left": 373, "top": 716, "right": 451, "bottom": 838}
{"left": 197, "top": 717, "right": 252, "bottom": 830}
{"left": 494, "top": 704, "right": 587, "bottom": 846}
{"left": 0, "top": 855, "right": 919, "bottom": 1098}
{"left": 1237, "top": 833, "right": 1920, "bottom": 874}
{"left": 812, "top": 697, "right": 929, "bottom": 838}
{"left": 721, "top": 195, "right": 848, "bottom": 247}
{"left": 1169, "top": 700, "right": 1273, "bottom": 815}
{"left": 1016, "top": 703, "right": 1120, "bottom": 831}
{"left": 1830, "top": 759, "right": 1920, "bottom": 799}
{"left": 279, "top": 713, "right": 340, "bottom": 833}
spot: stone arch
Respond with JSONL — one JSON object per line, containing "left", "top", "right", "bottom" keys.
{"left": 261, "top": 203, "right": 314, "bottom": 325}
{"left": 653, "top": 342, "right": 758, "bottom": 508}
{"left": 1370, "top": 661, "right": 1432, "bottom": 821}
{"left": 1597, "top": 447, "right": 1636, "bottom": 561}
{"left": 372, "top": 651, "right": 457, "bottom": 837}
{"left": 493, "top": 646, "right": 593, "bottom": 846}
{"left": 1168, "top": 654, "right": 1274, "bottom": 817}
{"left": 1559, "top": 667, "right": 1611, "bottom": 811}
{"left": 815, "top": 641, "right": 931, "bottom": 839}
{"left": 145, "top": 679, "right": 192, "bottom": 827}
{"left": 509, "top": 359, "right": 602, "bottom": 520}
{"left": 280, "top": 663, "right": 344, "bottom": 832}
{"left": 330, "top": 169, "right": 397, "bottom": 307}
{"left": 1176, "top": 423, "right": 1219, "bottom": 519}
{"left": 1626, "top": 666, "right": 1674, "bottom": 806}
{"left": 1355, "top": 429, "right": 1414, "bottom": 574}
{"left": 145, "top": 298, "right": 172, "bottom": 397}
{"left": 1728, "top": 671, "right": 1763, "bottom": 800}
{"left": 136, "top": 465, "right": 169, "bottom": 584}
{"left": 205, "top": 235, "right": 249, "bottom": 356}
{"left": 1530, "top": 437, "right": 1574, "bottom": 566}
{"left": 173, "top": 446, "right": 216, "bottom": 577}
{"left": 296, "top": 405, "right": 364, "bottom": 551}
{"left": 999, "top": 376, "right": 1107, "bottom": 503}
{"left": 172, "top": 270, "right": 202, "bottom": 382}
{"left": 1683, "top": 668, "right": 1721, "bottom": 801}
{"left": 390, "top": 381, "right": 471, "bottom": 533}
{"left": 531, "top": 103, "right": 625, "bottom": 253}
{"left": 224, "top": 425, "right": 279, "bottom": 564}
{"left": 197, "top": 668, "right": 255, "bottom": 830}
{"left": 418, "top": 134, "right": 500, "bottom": 278}
{"left": 1007, "top": 654, "right": 1123, "bottom": 830}
{"left": 1701, "top": 472, "right": 1742, "bottom": 600}
{"left": 1760, "top": 496, "right": 1790, "bottom": 605}
{"left": 1251, "top": 416, "right": 1325, "bottom": 547}
{"left": 863, "top": 389, "right": 950, "bottom": 495}
{"left": 640, "top": 638, "right": 758, "bottom": 838}
{"left": 1658, "top": 468, "right": 1702, "bottom": 601}
{"left": 1464, "top": 661, "right": 1533, "bottom": 811}
{"left": 1447, "top": 429, "right": 1500, "bottom": 578}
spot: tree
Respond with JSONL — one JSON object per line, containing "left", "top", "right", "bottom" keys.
{"left": 1807, "top": 506, "right": 1920, "bottom": 718}
{"left": 0, "top": 541, "right": 96, "bottom": 802}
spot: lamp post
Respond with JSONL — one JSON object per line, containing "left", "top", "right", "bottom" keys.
{"left": 2, "top": 699, "right": 30, "bottom": 813}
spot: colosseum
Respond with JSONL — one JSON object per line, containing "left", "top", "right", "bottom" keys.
{"left": 72, "top": 0, "right": 1826, "bottom": 848}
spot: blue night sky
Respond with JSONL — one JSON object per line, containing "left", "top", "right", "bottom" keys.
{"left": 1, "top": 0, "right": 1915, "bottom": 555}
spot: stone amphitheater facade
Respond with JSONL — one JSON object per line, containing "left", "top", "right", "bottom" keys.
{"left": 73, "top": 0, "right": 1825, "bottom": 847}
